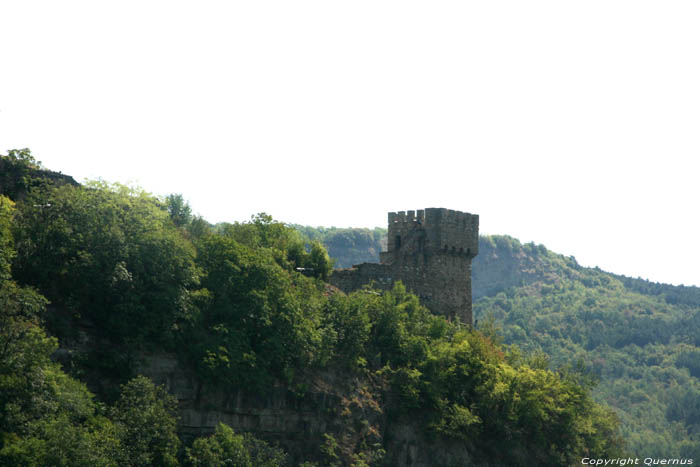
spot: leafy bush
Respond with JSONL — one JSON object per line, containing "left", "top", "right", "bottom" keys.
{"left": 186, "top": 423, "right": 286, "bottom": 467}
{"left": 111, "top": 376, "right": 180, "bottom": 467}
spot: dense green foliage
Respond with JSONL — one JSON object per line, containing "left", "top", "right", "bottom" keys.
{"left": 186, "top": 423, "right": 287, "bottom": 467}
{"left": 1, "top": 154, "right": 628, "bottom": 465}
{"left": 11, "top": 181, "right": 201, "bottom": 348}
{"left": 0, "top": 197, "right": 14, "bottom": 281}
{"left": 472, "top": 235, "right": 700, "bottom": 458}
{"left": 1, "top": 194, "right": 171, "bottom": 466}
{"left": 337, "top": 284, "right": 624, "bottom": 464}
{"left": 0, "top": 149, "right": 43, "bottom": 200}
{"left": 185, "top": 219, "right": 330, "bottom": 391}
{"left": 111, "top": 376, "right": 181, "bottom": 466}
{"left": 0, "top": 190, "right": 290, "bottom": 466}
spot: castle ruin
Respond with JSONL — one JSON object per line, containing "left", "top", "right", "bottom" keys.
{"left": 329, "top": 208, "right": 479, "bottom": 323}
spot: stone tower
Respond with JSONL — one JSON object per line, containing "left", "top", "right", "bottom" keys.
{"left": 329, "top": 208, "right": 479, "bottom": 323}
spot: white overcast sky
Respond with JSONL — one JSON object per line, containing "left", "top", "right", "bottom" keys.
{"left": 1, "top": 1, "right": 698, "bottom": 286}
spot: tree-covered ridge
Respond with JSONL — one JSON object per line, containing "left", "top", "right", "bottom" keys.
{"left": 471, "top": 235, "right": 700, "bottom": 459}
{"left": 610, "top": 273, "right": 700, "bottom": 308}
{"left": 0, "top": 152, "right": 624, "bottom": 465}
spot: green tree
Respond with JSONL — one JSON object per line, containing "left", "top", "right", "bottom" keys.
{"left": 188, "top": 232, "right": 325, "bottom": 391}
{"left": 306, "top": 240, "right": 333, "bottom": 280}
{"left": 111, "top": 376, "right": 180, "bottom": 467}
{"left": 165, "top": 193, "right": 193, "bottom": 227}
{"left": 0, "top": 196, "right": 14, "bottom": 281}
{"left": 186, "top": 423, "right": 286, "bottom": 467}
{"left": 5, "top": 148, "right": 41, "bottom": 168}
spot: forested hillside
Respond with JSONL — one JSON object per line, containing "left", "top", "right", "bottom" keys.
{"left": 473, "top": 236, "right": 700, "bottom": 458}
{"left": 0, "top": 151, "right": 624, "bottom": 466}
{"left": 298, "top": 226, "right": 700, "bottom": 459}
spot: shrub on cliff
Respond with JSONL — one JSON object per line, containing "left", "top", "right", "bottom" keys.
{"left": 186, "top": 423, "right": 286, "bottom": 467}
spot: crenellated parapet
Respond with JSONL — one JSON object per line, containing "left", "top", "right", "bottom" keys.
{"left": 423, "top": 208, "right": 479, "bottom": 257}
{"left": 385, "top": 208, "right": 478, "bottom": 259}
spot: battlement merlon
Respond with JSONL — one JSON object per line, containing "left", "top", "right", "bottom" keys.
{"left": 387, "top": 207, "right": 479, "bottom": 258}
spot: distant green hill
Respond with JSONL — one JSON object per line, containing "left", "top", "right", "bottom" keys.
{"left": 298, "top": 226, "right": 700, "bottom": 459}
{"left": 290, "top": 224, "right": 386, "bottom": 268}
{"left": 473, "top": 235, "right": 700, "bottom": 458}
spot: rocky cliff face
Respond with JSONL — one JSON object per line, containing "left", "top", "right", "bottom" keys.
{"left": 472, "top": 237, "right": 536, "bottom": 300}
{"left": 472, "top": 235, "right": 580, "bottom": 300}
{"left": 137, "top": 353, "right": 496, "bottom": 466}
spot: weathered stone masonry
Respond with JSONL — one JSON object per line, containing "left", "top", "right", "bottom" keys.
{"left": 329, "top": 208, "right": 479, "bottom": 323}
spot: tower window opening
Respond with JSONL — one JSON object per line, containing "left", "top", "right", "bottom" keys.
{"left": 395, "top": 235, "right": 401, "bottom": 249}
